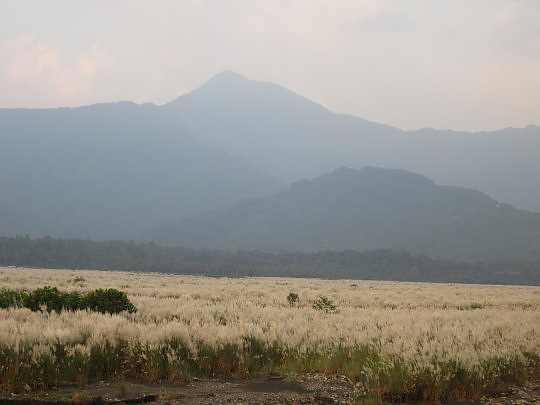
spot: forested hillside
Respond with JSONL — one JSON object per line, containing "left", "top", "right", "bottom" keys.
{"left": 1, "top": 236, "right": 539, "bottom": 285}
{"left": 146, "top": 166, "right": 540, "bottom": 261}
{"left": 0, "top": 103, "right": 280, "bottom": 239}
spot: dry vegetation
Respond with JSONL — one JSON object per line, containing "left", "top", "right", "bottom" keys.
{"left": 1, "top": 267, "right": 539, "bottom": 403}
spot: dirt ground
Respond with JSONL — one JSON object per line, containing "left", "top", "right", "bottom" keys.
{"left": 2, "top": 375, "right": 540, "bottom": 405}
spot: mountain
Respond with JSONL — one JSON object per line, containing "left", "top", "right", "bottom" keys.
{"left": 2, "top": 71, "right": 539, "bottom": 246}
{"left": 0, "top": 102, "right": 281, "bottom": 239}
{"left": 145, "top": 166, "right": 540, "bottom": 261}
{"left": 166, "top": 70, "right": 540, "bottom": 212}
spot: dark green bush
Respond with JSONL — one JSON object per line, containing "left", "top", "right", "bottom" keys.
{"left": 81, "top": 289, "right": 137, "bottom": 314}
{"left": 24, "top": 287, "right": 82, "bottom": 313}
{"left": 312, "top": 295, "right": 337, "bottom": 313}
{"left": 0, "top": 289, "right": 29, "bottom": 309}
{"left": 0, "top": 287, "right": 135, "bottom": 314}
{"left": 287, "top": 292, "right": 299, "bottom": 306}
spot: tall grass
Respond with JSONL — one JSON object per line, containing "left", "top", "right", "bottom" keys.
{"left": 1, "top": 338, "right": 536, "bottom": 402}
{"left": 1, "top": 266, "right": 539, "bottom": 403}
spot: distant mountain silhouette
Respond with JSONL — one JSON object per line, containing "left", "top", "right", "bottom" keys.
{"left": 0, "top": 102, "right": 281, "bottom": 239}
{"left": 2, "top": 70, "right": 540, "bottom": 253}
{"left": 145, "top": 166, "right": 540, "bottom": 261}
{"left": 166, "top": 70, "right": 540, "bottom": 212}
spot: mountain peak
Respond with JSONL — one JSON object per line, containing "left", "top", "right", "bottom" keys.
{"left": 166, "top": 70, "right": 260, "bottom": 106}
{"left": 210, "top": 69, "right": 249, "bottom": 82}
{"left": 197, "top": 70, "right": 252, "bottom": 92}
{"left": 360, "top": 166, "right": 435, "bottom": 184}
{"left": 166, "top": 69, "right": 330, "bottom": 119}
{"left": 321, "top": 166, "right": 435, "bottom": 188}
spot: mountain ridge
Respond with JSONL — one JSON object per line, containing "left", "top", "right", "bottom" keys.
{"left": 2, "top": 70, "right": 540, "bottom": 253}
{"left": 164, "top": 70, "right": 540, "bottom": 212}
{"left": 0, "top": 102, "right": 282, "bottom": 239}
{"left": 145, "top": 166, "right": 540, "bottom": 261}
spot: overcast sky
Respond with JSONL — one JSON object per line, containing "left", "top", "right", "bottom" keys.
{"left": 1, "top": 0, "right": 539, "bottom": 131}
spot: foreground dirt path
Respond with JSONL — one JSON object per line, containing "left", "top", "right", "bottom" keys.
{"left": 3, "top": 376, "right": 540, "bottom": 405}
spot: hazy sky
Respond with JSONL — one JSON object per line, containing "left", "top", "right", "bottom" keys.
{"left": 1, "top": 0, "right": 539, "bottom": 131}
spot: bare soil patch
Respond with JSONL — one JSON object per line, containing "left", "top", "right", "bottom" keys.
{"left": 2, "top": 376, "right": 539, "bottom": 405}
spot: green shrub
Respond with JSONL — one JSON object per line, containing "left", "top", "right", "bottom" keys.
{"left": 287, "top": 292, "right": 299, "bottom": 306}
{"left": 24, "top": 287, "right": 82, "bottom": 313}
{"left": 312, "top": 295, "right": 337, "bottom": 313}
{"left": 81, "top": 289, "right": 136, "bottom": 314}
{"left": 0, "top": 287, "right": 135, "bottom": 314}
{"left": 0, "top": 289, "right": 29, "bottom": 309}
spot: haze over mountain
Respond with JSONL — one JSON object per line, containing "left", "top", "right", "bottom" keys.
{"left": 167, "top": 71, "right": 540, "bottom": 213}
{"left": 0, "top": 102, "right": 281, "bottom": 239}
{"left": 1, "top": 70, "right": 539, "bottom": 254}
{"left": 146, "top": 166, "right": 540, "bottom": 262}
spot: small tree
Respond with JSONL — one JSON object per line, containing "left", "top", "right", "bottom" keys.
{"left": 287, "top": 292, "right": 299, "bottom": 306}
{"left": 312, "top": 295, "right": 337, "bottom": 313}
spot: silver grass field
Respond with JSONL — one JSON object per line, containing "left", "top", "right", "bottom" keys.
{"left": 1, "top": 267, "right": 539, "bottom": 403}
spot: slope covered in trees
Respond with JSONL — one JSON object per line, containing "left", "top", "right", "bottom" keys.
{"left": 1, "top": 236, "right": 539, "bottom": 285}
{"left": 0, "top": 102, "right": 281, "bottom": 239}
{"left": 146, "top": 166, "right": 540, "bottom": 261}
